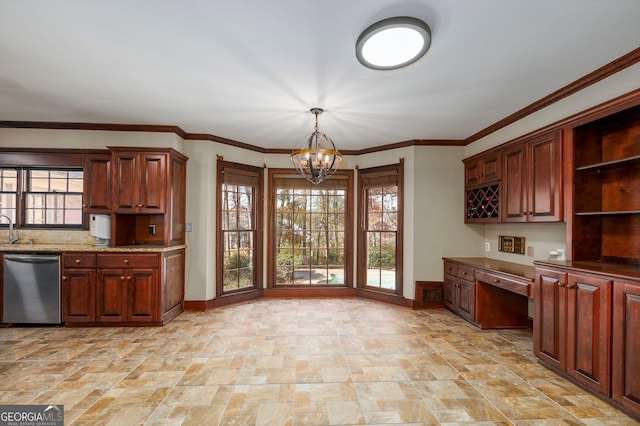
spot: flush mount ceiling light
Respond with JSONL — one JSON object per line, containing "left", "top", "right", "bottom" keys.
{"left": 356, "top": 16, "right": 431, "bottom": 70}
{"left": 291, "top": 108, "right": 342, "bottom": 185}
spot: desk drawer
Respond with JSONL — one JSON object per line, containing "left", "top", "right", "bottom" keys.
{"left": 444, "top": 261, "right": 458, "bottom": 276}
{"left": 457, "top": 265, "right": 475, "bottom": 281}
{"left": 475, "top": 270, "right": 530, "bottom": 297}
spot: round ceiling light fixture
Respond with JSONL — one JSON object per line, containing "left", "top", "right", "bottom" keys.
{"left": 356, "top": 16, "right": 431, "bottom": 70}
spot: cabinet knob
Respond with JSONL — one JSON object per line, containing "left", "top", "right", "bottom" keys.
{"left": 82, "top": 204, "right": 87, "bottom": 208}
{"left": 567, "top": 284, "right": 576, "bottom": 289}
{"left": 462, "top": 271, "right": 467, "bottom": 275}
{"left": 494, "top": 279, "right": 500, "bottom": 284}
{"left": 75, "top": 259, "right": 81, "bottom": 264}
{"left": 124, "top": 259, "right": 129, "bottom": 264}
{"left": 120, "top": 276, "right": 126, "bottom": 280}
{"left": 127, "top": 276, "right": 132, "bottom": 280}
{"left": 62, "top": 276, "right": 67, "bottom": 281}
{"left": 139, "top": 204, "right": 144, "bottom": 207}
{"left": 558, "top": 283, "right": 565, "bottom": 288}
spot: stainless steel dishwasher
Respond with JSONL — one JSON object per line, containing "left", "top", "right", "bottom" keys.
{"left": 3, "top": 253, "right": 62, "bottom": 324}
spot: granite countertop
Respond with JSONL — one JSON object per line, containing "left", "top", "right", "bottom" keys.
{"left": 443, "top": 257, "right": 535, "bottom": 281}
{"left": 0, "top": 243, "right": 187, "bottom": 253}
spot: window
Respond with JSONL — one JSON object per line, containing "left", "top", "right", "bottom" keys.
{"left": 269, "top": 170, "right": 354, "bottom": 287}
{"left": 358, "top": 162, "right": 403, "bottom": 295}
{"left": 0, "top": 168, "right": 18, "bottom": 223}
{"left": 0, "top": 167, "right": 84, "bottom": 228}
{"left": 216, "top": 160, "right": 264, "bottom": 296}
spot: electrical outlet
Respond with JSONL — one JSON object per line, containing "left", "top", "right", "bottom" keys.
{"left": 185, "top": 223, "right": 192, "bottom": 232}
{"left": 485, "top": 242, "right": 490, "bottom": 252}
{"left": 148, "top": 224, "right": 156, "bottom": 235}
{"left": 527, "top": 246, "right": 534, "bottom": 257}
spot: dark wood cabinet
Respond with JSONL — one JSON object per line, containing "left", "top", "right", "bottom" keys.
{"left": 534, "top": 266, "right": 612, "bottom": 396}
{"left": 97, "top": 254, "right": 158, "bottom": 323}
{"left": 61, "top": 249, "right": 184, "bottom": 326}
{"left": 565, "top": 272, "right": 611, "bottom": 396}
{"left": 534, "top": 261, "right": 640, "bottom": 420}
{"left": 62, "top": 254, "right": 96, "bottom": 323}
{"left": 443, "top": 261, "right": 476, "bottom": 324}
{"left": 503, "top": 130, "right": 562, "bottom": 222}
{"left": 534, "top": 267, "right": 566, "bottom": 370}
{"left": 110, "top": 147, "right": 188, "bottom": 246}
{"left": 464, "top": 150, "right": 502, "bottom": 186}
{"left": 112, "top": 150, "right": 167, "bottom": 214}
{"left": 444, "top": 258, "right": 533, "bottom": 329}
{"left": 97, "top": 268, "right": 128, "bottom": 322}
{"left": 82, "top": 153, "right": 111, "bottom": 214}
{"left": 612, "top": 281, "right": 640, "bottom": 416}
{"left": 464, "top": 151, "right": 502, "bottom": 223}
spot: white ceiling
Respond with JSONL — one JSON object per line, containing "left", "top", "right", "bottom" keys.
{"left": 1, "top": 0, "right": 639, "bottom": 151}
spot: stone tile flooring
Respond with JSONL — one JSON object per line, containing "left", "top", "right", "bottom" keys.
{"left": 0, "top": 298, "right": 637, "bottom": 425}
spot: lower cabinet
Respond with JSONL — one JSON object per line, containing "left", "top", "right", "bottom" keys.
{"left": 62, "top": 254, "right": 97, "bottom": 323}
{"left": 62, "top": 249, "right": 184, "bottom": 326}
{"left": 612, "top": 282, "right": 640, "bottom": 416}
{"left": 97, "top": 254, "right": 158, "bottom": 323}
{"left": 443, "top": 263, "right": 476, "bottom": 324}
{"left": 534, "top": 262, "right": 639, "bottom": 420}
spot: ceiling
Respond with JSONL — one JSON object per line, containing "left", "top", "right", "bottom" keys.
{"left": 1, "top": 1, "right": 639, "bottom": 151}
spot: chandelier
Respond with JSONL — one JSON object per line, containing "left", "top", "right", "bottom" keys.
{"left": 291, "top": 107, "right": 342, "bottom": 185}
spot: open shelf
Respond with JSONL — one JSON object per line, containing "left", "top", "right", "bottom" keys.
{"left": 576, "top": 210, "right": 640, "bottom": 216}
{"left": 575, "top": 154, "right": 640, "bottom": 172}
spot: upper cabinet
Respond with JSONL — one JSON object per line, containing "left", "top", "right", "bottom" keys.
{"left": 503, "top": 130, "right": 563, "bottom": 222}
{"left": 464, "top": 150, "right": 502, "bottom": 223}
{"left": 112, "top": 150, "right": 167, "bottom": 214}
{"left": 464, "top": 150, "right": 502, "bottom": 186}
{"left": 83, "top": 153, "right": 112, "bottom": 214}
{"left": 109, "top": 147, "right": 188, "bottom": 246}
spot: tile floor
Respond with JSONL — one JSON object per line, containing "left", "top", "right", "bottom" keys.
{"left": 0, "top": 298, "right": 637, "bottom": 425}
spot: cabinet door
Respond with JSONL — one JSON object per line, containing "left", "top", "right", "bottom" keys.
{"left": 113, "top": 152, "right": 139, "bottom": 213}
{"left": 528, "top": 130, "right": 562, "bottom": 222}
{"left": 457, "top": 279, "right": 476, "bottom": 322}
{"left": 465, "top": 152, "right": 501, "bottom": 187}
{"left": 534, "top": 268, "right": 567, "bottom": 370}
{"left": 612, "top": 281, "right": 640, "bottom": 416}
{"left": 82, "top": 154, "right": 111, "bottom": 214}
{"left": 97, "top": 268, "right": 127, "bottom": 322}
{"left": 128, "top": 268, "right": 158, "bottom": 322}
{"left": 566, "top": 273, "right": 611, "bottom": 396}
{"left": 502, "top": 143, "right": 527, "bottom": 222}
{"left": 139, "top": 154, "right": 166, "bottom": 214}
{"left": 62, "top": 268, "right": 96, "bottom": 323}
{"left": 443, "top": 274, "right": 457, "bottom": 311}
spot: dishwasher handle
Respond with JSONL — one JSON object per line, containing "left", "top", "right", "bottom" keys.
{"left": 4, "top": 254, "right": 61, "bottom": 263}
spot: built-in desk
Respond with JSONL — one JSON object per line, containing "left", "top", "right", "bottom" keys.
{"left": 443, "top": 257, "right": 534, "bottom": 329}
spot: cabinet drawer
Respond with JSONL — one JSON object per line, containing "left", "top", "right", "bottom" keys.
{"left": 97, "top": 254, "right": 158, "bottom": 269}
{"left": 444, "top": 261, "right": 458, "bottom": 276}
{"left": 63, "top": 253, "right": 96, "bottom": 268}
{"left": 475, "top": 270, "right": 530, "bottom": 297}
{"left": 457, "top": 265, "right": 475, "bottom": 281}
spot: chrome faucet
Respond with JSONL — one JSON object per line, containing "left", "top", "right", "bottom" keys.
{"left": 0, "top": 214, "right": 19, "bottom": 244}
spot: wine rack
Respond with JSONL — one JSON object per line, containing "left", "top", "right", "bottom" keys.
{"left": 466, "top": 184, "right": 500, "bottom": 222}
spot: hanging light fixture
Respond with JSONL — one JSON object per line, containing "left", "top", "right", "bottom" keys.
{"left": 291, "top": 107, "right": 342, "bottom": 185}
